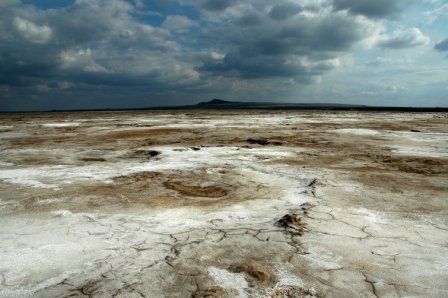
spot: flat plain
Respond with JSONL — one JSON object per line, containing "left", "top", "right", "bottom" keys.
{"left": 0, "top": 110, "right": 447, "bottom": 297}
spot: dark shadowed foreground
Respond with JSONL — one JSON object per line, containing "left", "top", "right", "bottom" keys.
{"left": 0, "top": 111, "right": 447, "bottom": 297}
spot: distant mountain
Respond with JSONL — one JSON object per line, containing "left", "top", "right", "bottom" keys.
{"left": 194, "top": 99, "right": 367, "bottom": 109}
{"left": 197, "top": 99, "right": 235, "bottom": 105}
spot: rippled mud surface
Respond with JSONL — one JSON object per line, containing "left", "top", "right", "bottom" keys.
{"left": 0, "top": 110, "right": 447, "bottom": 297}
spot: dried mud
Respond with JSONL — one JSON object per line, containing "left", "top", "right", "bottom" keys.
{"left": 0, "top": 110, "right": 447, "bottom": 297}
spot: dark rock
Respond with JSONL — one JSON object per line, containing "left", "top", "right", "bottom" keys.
{"left": 246, "top": 138, "right": 269, "bottom": 145}
{"left": 275, "top": 214, "right": 307, "bottom": 236}
{"left": 148, "top": 150, "right": 161, "bottom": 157}
{"left": 246, "top": 138, "right": 283, "bottom": 146}
{"left": 80, "top": 157, "right": 107, "bottom": 162}
{"left": 134, "top": 150, "right": 161, "bottom": 158}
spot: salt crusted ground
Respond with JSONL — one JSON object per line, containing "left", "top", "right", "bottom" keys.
{"left": 0, "top": 110, "right": 447, "bottom": 297}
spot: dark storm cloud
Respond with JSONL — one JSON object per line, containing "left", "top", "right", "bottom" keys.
{"left": 200, "top": 8, "right": 371, "bottom": 81}
{"left": 269, "top": 2, "right": 302, "bottom": 20}
{"left": 0, "top": 0, "right": 374, "bottom": 96}
{"left": 435, "top": 38, "right": 448, "bottom": 52}
{"left": 199, "top": 0, "right": 236, "bottom": 12}
{"left": 333, "top": 0, "right": 406, "bottom": 19}
{"left": 235, "top": 13, "right": 263, "bottom": 27}
{"left": 0, "top": 0, "right": 196, "bottom": 95}
{"left": 1, "top": 0, "right": 443, "bottom": 111}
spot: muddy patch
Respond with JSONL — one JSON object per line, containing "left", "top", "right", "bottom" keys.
{"left": 229, "top": 262, "right": 275, "bottom": 286}
{"left": 113, "top": 171, "right": 162, "bottom": 183}
{"left": 164, "top": 181, "right": 228, "bottom": 198}
{"left": 193, "top": 286, "right": 227, "bottom": 298}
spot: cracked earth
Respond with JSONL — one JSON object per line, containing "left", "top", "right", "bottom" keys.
{"left": 0, "top": 111, "right": 447, "bottom": 297}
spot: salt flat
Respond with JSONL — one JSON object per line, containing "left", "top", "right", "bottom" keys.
{"left": 0, "top": 110, "right": 447, "bottom": 297}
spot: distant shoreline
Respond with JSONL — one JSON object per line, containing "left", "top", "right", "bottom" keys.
{"left": 1, "top": 99, "right": 448, "bottom": 114}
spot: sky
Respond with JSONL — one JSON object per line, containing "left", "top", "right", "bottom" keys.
{"left": 0, "top": 0, "right": 447, "bottom": 111}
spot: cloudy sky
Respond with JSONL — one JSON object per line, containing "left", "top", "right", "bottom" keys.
{"left": 0, "top": 0, "right": 447, "bottom": 111}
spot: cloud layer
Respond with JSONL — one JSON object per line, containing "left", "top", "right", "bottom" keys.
{"left": 333, "top": 0, "right": 407, "bottom": 19}
{"left": 0, "top": 0, "right": 446, "bottom": 110}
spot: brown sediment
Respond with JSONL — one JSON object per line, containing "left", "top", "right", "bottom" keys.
{"left": 9, "top": 137, "right": 48, "bottom": 146}
{"left": 192, "top": 286, "right": 227, "bottom": 298}
{"left": 270, "top": 286, "right": 322, "bottom": 297}
{"left": 113, "top": 171, "right": 161, "bottom": 183}
{"left": 163, "top": 181, "right": 228, "bottom": 198}
{"left": 229, "top": 262, "right": 275, "bottom": 286}
{"left": 7, "top": 128, "right": 186, "bottom": 148}
{"left": 103, "top": 128, "right": 185, "bottom": 139}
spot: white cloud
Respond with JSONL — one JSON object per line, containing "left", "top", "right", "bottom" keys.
{"left": 425, "top": 3, "right": 448, "bottom": 24}
{"left": 162, "top": 15, "right": 197, "bottom": 33}
{"left": 13, "top": 17, "right": 52, "bottom": 44}
{"left": 377, "top": 28, "right": 429, "bottom": 49}
{"left": 59, "top": 48, "right": 109, "bottom": 73}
